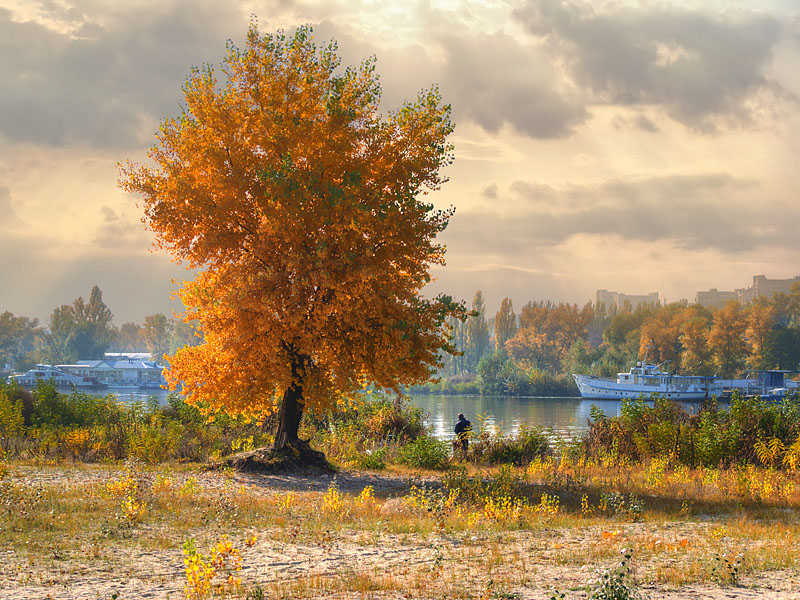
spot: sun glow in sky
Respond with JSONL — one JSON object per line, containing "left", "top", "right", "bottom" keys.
{"left": 1, "top": 0, "right": 799, "bottom": 322}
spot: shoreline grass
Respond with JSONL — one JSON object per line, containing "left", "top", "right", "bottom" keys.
{"left": 4, "top": 385, "right": 800, "bottom": 597}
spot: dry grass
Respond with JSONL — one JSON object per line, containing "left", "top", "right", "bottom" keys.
{"left": 1, "top": 457, "right": 800, "bottom": 599}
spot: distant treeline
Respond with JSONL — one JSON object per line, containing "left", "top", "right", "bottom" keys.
{"left": 0, "top": 285, "right": 202, "bottom": 372}
{"left": 5, "top": 284, "right": 800, "bottom": 397}
{"left": 427, "top": 285, "right": 800, "bottom": 396}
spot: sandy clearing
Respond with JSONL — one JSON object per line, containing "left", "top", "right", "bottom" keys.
{"left": 2, "top": 465, "right": 800, "bottom": 599}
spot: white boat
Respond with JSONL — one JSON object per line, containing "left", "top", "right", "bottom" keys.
{"left": 7, "top": 365, "right": 106, "bottom": 389}
{"left": 573, "top": 362, "right": 722, "bottom": 400}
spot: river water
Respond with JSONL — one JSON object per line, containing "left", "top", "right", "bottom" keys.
{"left": 101, "top": 389, "right": 623, "bottom": 440}
{"left": 410, "top": 394, "right": 623, "bottom": 440}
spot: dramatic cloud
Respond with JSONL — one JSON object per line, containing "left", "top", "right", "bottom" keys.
{"left": 312, "top": 20, "right": 588, "bottom": 139}
{"left": 435, "top": 31, "right": 587, "bottom": 138}
{"left": 514, "top": 0, "right": 788, "bottom": 130}
{"left": 1, "top": 2, "right": 589, "bottom": 148}
{"left": 443, "top": 174, "right": 798, "bottom": 257}
{"left": 0, "top": 2, "right": 245, "bottom": 148}
{"left": 1, "top": 0, "right": 799, "bottom": 318}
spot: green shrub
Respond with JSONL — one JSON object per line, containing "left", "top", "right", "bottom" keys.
{"left": 301, "top": 394, "right": 428, "bottom": 468}
{"left": 525, "top": 369, "right": 578, "bottom": 396}
{"left": 468, "top": 425, "right": 551, "bottom": 465}
{"left": 355, "top": 448, "right": 386, "bottom": 470}
{"left": 0, "top": 386, "right": 24, "bottom": 443}
{"left": 305, "top": 395, "right": 425, "bottom": 444}
{"left": 360, "top": 397, "right": 426, "bottom": 442}
{"left": 584, "top": 392, "right": 800, "bottom": 468}
{"left": 475, "top": 353, "right": 577, "bottom": 397}
{"left": 398, "top": 436, "right": 450, "bottom": 470}
{"left": 477, "top": 352, "right": 506, "bottom": 395}
{"left": 0, "top": 382, "right": 273, "bottom": 463}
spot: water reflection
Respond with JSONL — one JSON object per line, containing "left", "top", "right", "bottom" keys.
{"left": 95, "top": 389, "right": 706, "bottom": 442}
{"left": 97, "top": 389, "right": 620, "bottom": 439}
{"left": 408, "top": 395, "right": 623, "bottom": 440}
{"left": 94, "top": 388, "right": 174, "bottom": 405}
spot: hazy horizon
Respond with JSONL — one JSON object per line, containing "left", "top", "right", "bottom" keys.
{"left": 2, "top": 0, "right": 799, "bottom": 323}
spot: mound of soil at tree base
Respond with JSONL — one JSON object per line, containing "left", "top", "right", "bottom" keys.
{"left": 211, "top": 440, "right": 337, "bottom": 475}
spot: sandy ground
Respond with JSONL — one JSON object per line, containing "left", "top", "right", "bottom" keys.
{"left": 1, "top": 466, "right": 799, "bottom": 600}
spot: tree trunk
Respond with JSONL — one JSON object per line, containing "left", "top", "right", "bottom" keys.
{"left": 273, "top": 348, "right": 308, "bottom": 452}
{"left": 273, "top": 382, "right": 304, "bottom": 451}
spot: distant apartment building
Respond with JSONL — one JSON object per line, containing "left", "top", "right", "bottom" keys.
{"left": 596, "top": 289, "right": 660, "bottom": 311}
{"left": 751, "top": 274, "right": 800, "bottom": 299}
{"left": 696, "top": 274, "right": 800, "bottom": 307}
{"left": 695, "top": 288, "right": 739, "bottom": 309}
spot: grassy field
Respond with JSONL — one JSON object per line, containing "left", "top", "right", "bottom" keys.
{"left": 3, "top": 387, "right": 800, "bottom": 598}
{"left": 2, "top": 455, "right": 800, "bottom": 599}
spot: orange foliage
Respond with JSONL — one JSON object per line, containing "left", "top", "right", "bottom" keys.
{"left": 120, "top": 24, "right": 465, "bottom": 421}
{"left": 708, "top": 301, "right": 749, "bottom": 378}
{"left": 745, "top": 301, "right": 776, "bottom": 369}
{"left": 505, "top": 329, "right": 563, "bottom": 372}
{"left": 637, "top": 305, "right": 715, "bottom": 373}
{"left": 507, "top": 301, "right": 593, "bottom": 370}
{"left": 679, "top": 315, "right": 713, "bottom": 375}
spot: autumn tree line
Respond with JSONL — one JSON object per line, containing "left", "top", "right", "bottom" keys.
{"left": 6, "top": 283, "right": 800, "bottom": 395}
{"left": 429, "top": 285, "right": 800, "bottom": 396}
{"left": 0, "top": 285, "right": 201, "bottom": 373}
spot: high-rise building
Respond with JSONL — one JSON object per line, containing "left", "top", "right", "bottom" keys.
{"left": 751, "top": 274, "right": 800, "bottom": 300}
{"left": 696, "top": 274, "right": 800, "bottom": 307}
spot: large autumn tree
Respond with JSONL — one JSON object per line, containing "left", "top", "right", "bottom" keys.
{"left": 120, "top": 24, "right": 465, "bottom": 451}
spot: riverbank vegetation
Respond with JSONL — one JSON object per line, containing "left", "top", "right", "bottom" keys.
{"left": 2, "top": 389, "right": 800, "bottom": 598}
{"left": 5, "top": 284, "right": 800, "bottom": 402}
{"left": 0, "top": 285, "right": 202, "bottom": 370}
{"left": 4, "top": 380, "right": 800, "bottom": 471}
{"left": 425, "top": 283, "right": 800, "bottom": 397}
{"left": 0, "top": 381, "right": 271, "bottom": 463}
{"left": 5, "top": 283, "right": 800, "bottom": 406}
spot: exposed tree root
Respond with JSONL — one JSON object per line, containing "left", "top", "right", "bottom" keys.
{"left": 211, "top": 439, "right": 337, "bottom": 474}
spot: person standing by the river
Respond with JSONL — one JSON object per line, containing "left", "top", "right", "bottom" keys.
{"left": 454, "top": 413, "right": 472, "bottom": 458}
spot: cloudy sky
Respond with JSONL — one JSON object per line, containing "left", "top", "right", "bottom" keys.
{"left": 1, "top": 0, "right": 799, "bottom": 323}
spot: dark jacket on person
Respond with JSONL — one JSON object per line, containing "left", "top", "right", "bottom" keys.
{"left": 454, "top": 417, "right": 472, "bottom": 437}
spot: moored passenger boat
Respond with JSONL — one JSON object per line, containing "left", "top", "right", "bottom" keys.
{"left": 573, "top": 362, "right": 722, "bottom": 400}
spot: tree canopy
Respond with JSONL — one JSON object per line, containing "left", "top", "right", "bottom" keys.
{"left": 494, "top": 297, "right": 517, "bottom": 352}
{"left": 0, "top": 311, "right": 39, "bottom": 371}
{"left": 120, "top": 24, "right": 465, "bottom": 446}
{"left": 41, "top": 285, "right": 115, "bottom": 363}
